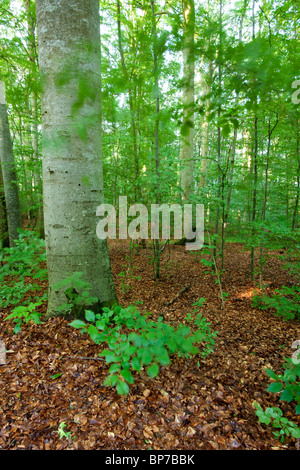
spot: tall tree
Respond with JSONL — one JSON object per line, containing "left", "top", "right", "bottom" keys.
{"left": 35, "top": 0, "right": 117, "bottom": 317}
{"left": 0, "top": 79, "right": 22, "bottom": 247}
{"left": 180, "top": 0, "right": 195, "bottom": 202}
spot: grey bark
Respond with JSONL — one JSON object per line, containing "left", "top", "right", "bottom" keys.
{"left": 35, "top": 0, "right": 117, "bottom": 316}
{"left": 180, "top": 0, "right": 195, "bottom": 202}
{"left": 0, "top": 80, "right": 22, "bottom": 247}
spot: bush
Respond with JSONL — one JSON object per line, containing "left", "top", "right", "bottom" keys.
{"left": 69, "top": 300, "right": 217, "bottom": 395}
{"left": 252, "top": 285, "right": 300, "bottom": 321}
{"left": 0, "top": 230, "right": 47, "bottom": 308}
{"left": 4, "top": 301, "right": 44, "bottom": 334}
{"left": 254, "top": 350, "right": 300, "bottom": 442}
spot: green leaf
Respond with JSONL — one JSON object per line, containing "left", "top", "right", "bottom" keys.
{"left": 104, "top": 374, "right": 119, "bottom": 387}
{"left": 88, "top": 324, "right": 100, "bottom": 342}
{"left": 116, "top": 380, "right": 130, "bottom": 395}
{"left": 147, "top": 363, "right": 159, "bottom": 378}
{"left": 51, "top": 373, "right": 62, "bottom": 379}
{"left": 267, "top": 382, "right": 283, "bottom": 393}
{"left": 265, "top": 368, "right": 279, "bottom": 380}
{"left": 95, "top": 320, "right": 107, "bottom": 330}
{"left": 139, "top": 349, "right": 153, "bottom": 365}
{"left": 120, "top": 368, "right": 135, "bottom": 384}
{"left": 69, "top": 319, "right": 86, "bottom": 329}
{"left": 100, "top": 350, "right": 120, "bottom": 364}
{"left": 85, "top": 310, "right": 95, "bottom": 322}
{"left": 13, "top": 323, "right": 21, "bottom": 334}
{"left": 109, "top": 363, "right": 121, "bottom": 374}
{"left": 280, "top": 387, "right": 294, "bottom": 402}
{"left": 131, "top": 356, "right": 141, "bottom": 372}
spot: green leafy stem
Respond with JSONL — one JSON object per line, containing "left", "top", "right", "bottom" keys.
{"left": 69, "top": 300, "right": 217, "bottom": 395}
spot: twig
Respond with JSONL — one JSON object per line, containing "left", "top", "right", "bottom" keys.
{"left": 66, "top": 355, "right": 105, "bottom": 362}
{"left": 164, "top": 285, "right": 191, "bottom": 306}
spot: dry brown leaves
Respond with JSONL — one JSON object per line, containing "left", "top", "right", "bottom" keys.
{"left": 0, "top": 241, "right": 299, "bottom": 450}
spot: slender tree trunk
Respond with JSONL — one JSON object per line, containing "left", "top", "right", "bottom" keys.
{"left": 259, "top": 115, "right": 278, "bottom": 286}
{"left": 0, "top": 80, "right": 22, "bottom": 247}
{"left": 35, "top": 0, "right": 117, "bottom": 317}
{"left": 250, "top": 115, "right": 258, "bottom": 281}
{"left": 116, "top": 0, "right": 140, "bottom": 203}
{"left": 292, "top": 127, "right": 300, "bottom": 231}
{"left": 213, "top": 0, "right": 223, "bottom": 263}
{"left": 199, "top": 60, "right": 212, "bottom": 190}
{"left": 151, "top": 0, "right": 161, "bottom": 280}
{"left": 24, "top": 0, "right": 44, "bottom": 236}
{"left": 180, "top": 0, "right": 195, "bottom": 202}
{"left": 250, "top": 0, "right": 258, "bottom": 281}
{"left": 0, "top": 161, "right": 9, "bottom": 248}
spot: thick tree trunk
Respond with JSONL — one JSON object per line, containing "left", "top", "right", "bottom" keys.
{"left": 0, "top": 80, "right": 22, "bottom": 247}
{"left": 35, "top": 0, "right": 117, "bottom": 317}
{"left": 180, "top": 0, "right": 195, "bottom": 202}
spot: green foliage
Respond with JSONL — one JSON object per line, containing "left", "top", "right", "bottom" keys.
{"left": 4, "top": 301, "right": 44, "bottom": 334}
{"left": 69, "top": 299, "right": 217, "bottom": 395}
{"left": 265, "top": 355, "right": 300, "bottom": 415}
{"left": 56, "top": 422, "right": 73, "bottom": 440}
{"left": 254, "top": 351, "right": 300, "bottom": 442}
{"left": 117, "top": 245, "right": 142, "bottom": 294}
{"left": 52, "top": 272, "right": 98, "bottom": 317}
{"left": 254, "top": 403, "right": 300, "bottom": 442}
{"left": 252, "top": 285, "right": 300, "bottom": 321}
{"left": 0, "top": 230, "right": 47, "bottom": 308}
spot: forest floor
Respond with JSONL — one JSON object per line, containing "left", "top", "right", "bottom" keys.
{"left": 0, "top": 240, "right": 299, "bottom": 451}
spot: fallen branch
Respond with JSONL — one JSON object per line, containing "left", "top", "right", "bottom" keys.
{"left": 66, "top": 355, "right": 106, "bottom": 362}
{"left": 164, "top": 285, "right": 191, "bottom": 306}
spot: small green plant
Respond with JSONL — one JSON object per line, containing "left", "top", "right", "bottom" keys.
{"left": 264, "top": 354, "right": 300, "bottom": 415}
{"left": 254, "top": 403, "right": 300, "bottom": 442}
{"left": 53, "top": 272, "right": 98, "bottom": 317}
{"left": 254, "top": 350, "right": 300, "bottom": 442}
{"left": 57, "top": 422, "right": 73, "bottom": 440}
{"left": 4, "top": 301, "right": 44, "bottom": 334}
{"left": 118, "top": 247, "right": 141, "bottom": 294}
{"left": 69, "top": 299, "right": 217, "bottom": 395}
{"left": 252, "top": 285, "right": 300, "bottom": 321}
{"left": 196, "top": 231, "right": 227, "bottom": 309}
{"left": 0, "top": 229, "right": 47, "bottom": 308}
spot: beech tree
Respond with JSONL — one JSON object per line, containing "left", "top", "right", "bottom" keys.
{"left": 180, "top": 0, "right": 195, "bottom": 202}
{"left": 35, "top": 0, "right": 117, "bottom": 317}
{"left": 0, "top": 80, "right": 22, "bottom": 247}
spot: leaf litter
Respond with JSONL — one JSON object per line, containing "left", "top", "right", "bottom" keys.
{"left": 0, "top": 241, "right": 299, "bottom": 450}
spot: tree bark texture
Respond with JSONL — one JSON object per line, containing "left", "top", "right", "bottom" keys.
{"left": 35, "top": 0, "right": 117, "bottom": 316}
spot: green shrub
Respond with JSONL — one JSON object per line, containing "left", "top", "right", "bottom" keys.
{"left": 254, "top": 403, "right": 300, "bottom": 442}
{"left": 254, "top": 351, "right": 300, "bottom": 442}
{"left": 4, "top": 301, "right": 44, "bottom": 334}
{"left": 265, "top": 354, "right": 300, "bottom": 415}
{"left": 0, "top": 230, "right": 47, "bottom": 308}
{"left": 252, "top": 285, "right": 300, "bottom": 321}
{"left": 69, "top": 299, "right": 217, "bottom": 395}
{"left": 52, "top": 272, "right": 98, "bottom": 317}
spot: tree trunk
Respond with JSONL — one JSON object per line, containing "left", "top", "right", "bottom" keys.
{"left": 180, "top": 0, "right": 195, "bottom": 202}
{"left": 35, "top": 0, "right": 117, "bottom": 317}
{"left": 199, "top": 60, "right": 212, "bottom": 190}
{"left": 292, "top": 126, "right": 300, "bottom": 231}
{"left": 24, "top": 0, "right": 44, "bottom": 236}
{"left": 0, "top": 160, "right": 9, "bottom": 248}
{"left": 151, "top": 0, "right": 161, "bottom": 280}
{"left": 0, "top": 80, "right": 22, "bottom": 247}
